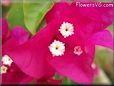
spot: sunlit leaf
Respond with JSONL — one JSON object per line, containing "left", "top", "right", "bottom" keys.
{"left": 23, "top": 0, "right": 53, "bottom": 34}
{"left": 8, "top": 3, "right": 25, "bottom": 29}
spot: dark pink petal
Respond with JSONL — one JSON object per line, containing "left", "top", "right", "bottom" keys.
{"left": 0, "top": 18, "right": 10, "bottom": 43}
{"left": 2, "top": 26, "right": 30, "bottom": 55}
{"left": 1, "top": 19, "right": 9, "bottom": 37}
{"left": 90, "top": 30, "right": 113, "bottom": 50}
{"left": 20, "top": 76, "right": 33, "bottom": 84}
{"left": 37, "top": 64, "right": 55, "bottom": 83}
{"left": 11, "top": 26, "right": 30, "bottom": 44}
{"left": 2, "top": 63, "right": 33, "bottom": 84}
{"left": 47, "top": 2, "right": 113, "bottom": 37}
{"left": 55, "top": 5, "right": 100, "bottom": 39}
{"left": 2, "top": 38, "right": 18, "bottom": 55}
{"left": 6, "top": 28, "right": 55, "bottom": 79}
{"left": 48, "top": 44, "right": 95, "bottom": 84}
{"left": 71, "top": 2, "right": 113, "bottom": 32}
{"left": 45, "top": 2, "right": 69, "bottom": 23}
{"left": 84, "top": 41, "right": 95, "bottom": 63}
{"left": 47, "top": 78, "right": 62, "bottom": 84}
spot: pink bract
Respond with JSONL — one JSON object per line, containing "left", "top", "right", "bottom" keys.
{"left": 5, "top": 1, "right": 114, "bottom": 84}
{"left": 1, "top": 18, "right": 32, "bottom": 84}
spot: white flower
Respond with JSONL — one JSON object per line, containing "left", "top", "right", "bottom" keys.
{"left": 59, "top": 22, "right": 74, "bottom": 38}
{"left": 2, "top": 55, "right": 13, "bottom": 66}
{"left": 74, "top": 46, "right": 83, "bottom": 56}
{"left": 0, "top": 65, "right": 8, "bottom": 74}
{"left": 49, "top": 40, "right": 65, "bottom": 56}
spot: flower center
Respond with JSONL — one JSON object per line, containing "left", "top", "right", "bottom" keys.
{"left": 74, "top": 46, "right": 83, "bottom": 55}
{"left": 2, "top": 55, "right": 13, "bottom": 66}
{"left": 49, "top": 40, "right": 65, "bottom": 56}
{"left": 0, "top": 65, "right": 8, "bottom": 74}
{"left": 59, "top": 22, "right": 74, "bottom": 38}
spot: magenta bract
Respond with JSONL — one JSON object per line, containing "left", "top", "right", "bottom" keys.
{"left": 4, "top": 2, "right": 114, "bottom": 84}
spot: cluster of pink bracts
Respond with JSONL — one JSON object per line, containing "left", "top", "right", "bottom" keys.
{"left": 0, "top": 2, "right": 114, "bottom": 85}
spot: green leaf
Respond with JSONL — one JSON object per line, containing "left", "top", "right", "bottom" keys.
{"left": 7, "top": 3, "right": 25, "bottom": 29}
{"left": 23, "top": 0, "right": 53, "bottom": 35}
{"left": 63, "top": 77, "right": 76, "bottom": 85}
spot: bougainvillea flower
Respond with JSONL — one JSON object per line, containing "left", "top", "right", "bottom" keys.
{"left": 46, "top": 2, "right": 113, "bottom": 35}
{"left": 1, "top": 19, "right": 58, "bottom": 84}
{"left": 1, "top": 19, "right": 30, "bottom": 55}
{"left": 1, "top": 61, "right": 33, "bottom": 84}
{"left": 6, "top": 19, "right": 95, "bottom": 84}
{"left": 0, "top": 19, "right": 33, "bottom": 84}
{"left": 46, "top": 2, "right": 113, "bottom": 48}
{"left": 5, "top": 2, "right": 113, "bottom": 84}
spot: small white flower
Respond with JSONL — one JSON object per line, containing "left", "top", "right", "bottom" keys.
{"left": 49, "top": 40, "right": 65, "bottom": 56}
{"left": 2, "top": 55, "right": 13, "bottom": 66}
{"left": 91, "top": 63, "right": 96, "bottom": 69}
{"left": 0, "top": 65, "right": 8, "bottom": 74}
{"left": 59, "top": 22, "right": 74, "bottom": 38}
{"left": 74, "top": 46, "right": 83, "bottom": 56}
